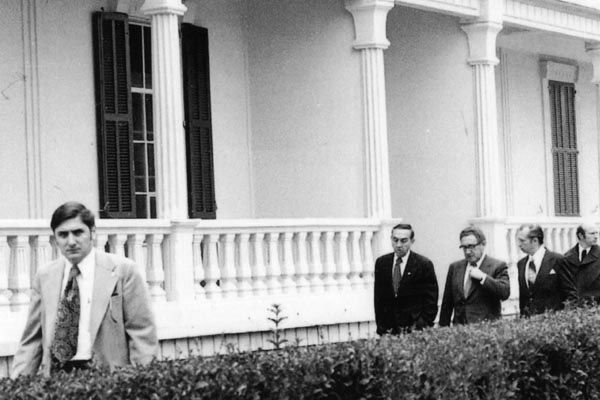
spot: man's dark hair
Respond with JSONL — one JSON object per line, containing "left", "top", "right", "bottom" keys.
{"left": 518, "top": 224, "right": 544, "bottom": 245}
{"left": 391, "top": 223, "right": 414, "bottom": 239}
{"left": 459, "top": 226, "right": 486, "bottom": 245}
{"left": 576, "top": 225, "right": 585, "bottom": 240}
{"left": 50, "top": 202, "right": 95, "bottom": 232}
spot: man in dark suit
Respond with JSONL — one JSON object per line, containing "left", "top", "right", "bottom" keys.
{"left": 374, "top": 223, "right": 438, "bottom": 335}
{"left": 516, "top": 224, "right": 575, "bottom": 316}
{"left": 439, "top": 226, "right": 510, "bottom": 326}
{"left": 563, "top": 222, "right": 600, "bottom": 305}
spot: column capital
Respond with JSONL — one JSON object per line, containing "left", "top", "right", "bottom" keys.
{"left": 140, "top": 0, "right": 186, "bottom": 16}
{"left": 461, "top": 21, "right": 502, "bottom": 65}
{"left": 586, "top": 42, "right": 600, "bottom": 84}
{"left": 345, "top": 0, "right": 394, "bottom": 50}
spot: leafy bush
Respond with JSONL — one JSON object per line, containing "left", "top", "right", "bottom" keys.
{"left": 3, "top": 306, "right": 600, "bottom": 399}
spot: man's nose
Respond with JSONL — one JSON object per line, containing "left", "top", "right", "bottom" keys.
{"left": 66, "top": 233, "right": 76, "bottom": 245}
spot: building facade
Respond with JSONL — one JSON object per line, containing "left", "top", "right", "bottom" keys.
{"left": 1, "top": 0, "right": 599, "bottom": 376}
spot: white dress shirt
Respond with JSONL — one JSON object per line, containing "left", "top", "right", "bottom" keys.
{"left": 464, "top": 254, "right": 486, "bottom": 288}
{"left": 60, "top": 248, "right": 95, "bottom": 360}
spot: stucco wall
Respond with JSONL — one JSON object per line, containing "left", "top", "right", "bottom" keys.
{"left": 246, "top": 0, "right": 365, "bottom": 218}
{"left": 0, "top": 0, "right": 255, "bottom": 219}
{"left": 385, "top": 6, "right": 476, "bottom": 278}
{"left": 498, "top": 31, "right": 600, "bottom": 218}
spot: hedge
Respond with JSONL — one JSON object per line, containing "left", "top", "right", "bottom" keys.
{"left": 3, "top": 306, "right": 600, "bottom": 399}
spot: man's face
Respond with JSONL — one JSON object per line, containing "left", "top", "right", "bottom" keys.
{"left": 460, "top": 234, "right": 484, "bottom": 264}
{"left": 391, "top": 228, "right": 413, "bottom": 258}
{"left": 579, "top": 225, "right": 599, "bottom": 248}
{"left": 516, "top": 229, "right": 537, "bottom": 256}
{"left": 54, "top": 216, "right": 95, "bottom": 265}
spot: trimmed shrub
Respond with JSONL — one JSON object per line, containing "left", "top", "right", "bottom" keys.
{"left": 3, "top": 306, "right": 600, "bottom": 399}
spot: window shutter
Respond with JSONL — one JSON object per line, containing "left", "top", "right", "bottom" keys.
{"left": 92, "top": 12, "right": 136, "bottom": 218}
{"left": 549, "top": 80, "right": 579, "bottom": 216}
{"left": 182, "top": 24, "right": 217, "bottom": 219}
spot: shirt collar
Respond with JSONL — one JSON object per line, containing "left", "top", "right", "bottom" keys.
{"left": 394, "top": 250, "right": 410, "bottom": 264}
{"left": 579, "top": 244, "right": 590, "bottom": 259}
{"left": 530, "top": 246, "right": 546, "bottom": 267}
{"left": 64, "top": 248, "right": 95, "bottom": 279}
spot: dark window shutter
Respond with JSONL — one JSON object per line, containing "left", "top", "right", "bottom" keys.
{"left": 549, "top": 80, "right": 579, "bottom": 216}
{"left": 182, "top": 24, "right": 217, "bottom": 219}
{"left": 92, "top": 12, "right": 136, "bottom": 218}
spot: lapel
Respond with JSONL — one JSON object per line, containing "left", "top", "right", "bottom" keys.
{"left": 517, "top": 256, "right": 528, "bottom": 290}
{"left": 564, "top": 244, "right": 580, "bottom": 266}
{"left": 400, "top": 252, "right": 415, "bottom": 283}
{"left": 89, "top": 252, "right": 118, "bottom": 347}
{"left": 579, "top": 245, "right": 600, "bottom": 284}
{"left": 533, "top": 249, "right": 554, "bottom": 289}
{"left": 40, "top": 260, "right": 65, "bottom": 340}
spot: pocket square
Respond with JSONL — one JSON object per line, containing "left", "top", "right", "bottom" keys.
{"left": 549, "top": 269, "right": 556, "bottom": 275}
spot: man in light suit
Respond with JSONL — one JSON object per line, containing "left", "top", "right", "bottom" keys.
{"left": 516, "top": 224, "right": 575, "bottom": 316}
{"left": 563, "top": 222, "right": 600, "bottom": 305}
{"left": 374, "top": 224, "right": 438, "bottom": 335}
{"left": 439, "top": 226, "right": 510, "bottom": 326}
{"left": 11, "top": 202, "right": 158, "bottom": 377}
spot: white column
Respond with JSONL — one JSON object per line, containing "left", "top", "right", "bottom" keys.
{"left": 461, "top": 2, "right": 503, "bottom": 218}
{"left": 345, "top": 0, "right": 394, "bottom": 218}
{"left": 141, "top": 0, "right": 188, "bottom": 219}
{"left": 586, "top": 42, "right": 600, "bottom": 217}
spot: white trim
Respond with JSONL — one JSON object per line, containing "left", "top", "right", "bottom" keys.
{"left": 540, "top": 60, "right": 579, "bottom": 83}
{"left": 498, "top": 49, "right": 514, "bottom": 216}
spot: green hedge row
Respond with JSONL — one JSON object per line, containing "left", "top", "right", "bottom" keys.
{"left": 3, "top": 306, "right": 600, "bottom": 399}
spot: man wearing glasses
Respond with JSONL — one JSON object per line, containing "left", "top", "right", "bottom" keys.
{"left": 439, "top": 226, "right": 510, "bottom": 326}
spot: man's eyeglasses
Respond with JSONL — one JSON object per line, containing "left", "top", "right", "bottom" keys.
{"left": 459, "top": 243, "right": 481, "bottom": 251}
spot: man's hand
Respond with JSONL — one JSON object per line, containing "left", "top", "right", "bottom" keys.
{"left": 469, "top": 267, "right": 487, "bottom": 282}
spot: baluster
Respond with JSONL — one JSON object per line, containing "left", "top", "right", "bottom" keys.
{"left": 31, "top": 234, "right": 53, "bottom": 284}
{"left": 127, "top": 234, "right": 147, "bottom": 281}
{"left": 266, "top": 232, "right": 282, "bottom": 294}
{"left": 309, "top": 231, "right": 324, "bottom": 292}
{"left": 322, "top": 231, "right": 336, "bottom": 291}
{"left": 336, "top": 231, "right": 351, "bottom": 290}
{"left": 95, "top": 232, "right": 109, "bottom": 252}
{"left": 349, "top": 231, "right": 363, "bottom": 288}
{"left": 550, "top": 228, "right": 558, "bottom": 253}
{"left": 236, "top": 233, "right": 253, "bottom": 297}
{"left": 192, "top": 234, "right": 206, "bottom": 299}
{"left": 506, "top": 227, "right": 517, "bottom": 267}
{"left": 203, "top": 234, "right": 222, "bottom": 299}
{"left": 9, "top": 236, "right": 31, "bottom": 310}
{"left": 281, "top": 232, "right": 296, "bottom": 293}
{"left": 220, "top": 234, "right": 238, "bottom": 297}
{"left": 146, "top": 234, "right": 166, "bottom": 302}
{"left": 108, "top": 234, "right": 127, "bottom": 257}
{"left": 362, "top": 231, "right": 375, "bottom": 288}
{"left": 295, "top": 232, "right": 310, "bottom": 293}
{"left": 0, "top": 235, "right": 10, "bottom": 309}
{"left": 251, "top": 233, "right": 268, "bottom": 296}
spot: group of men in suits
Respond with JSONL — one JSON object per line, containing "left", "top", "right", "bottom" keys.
{"left": 11, "top": 202, "right": 158, "bottom": 378}
{"left": 374, "top": 222, "right": 600, "bottom": 334}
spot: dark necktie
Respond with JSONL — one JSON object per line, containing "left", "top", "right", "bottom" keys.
{"left": 464, "top": 262, "right": 476, "bottom": 296}
{"left": 393, "top": 257, "right": 402, "bottom": 296}
{"left": 526, "top": 258, "right": 536, "bottom": 288}
{"left": 51, "top": 264, "right": 81, "bottom": 366}
{"left": 581, "top": 249, "right": 588, "bottom": 263}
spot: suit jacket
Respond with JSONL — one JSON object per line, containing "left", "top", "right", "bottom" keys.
{"left": 374, "top": 251, "right": 438, "bottom": 335}
{"left": 439, "top": 255, "right": 510, "bottom": 326}
{"left": 517, "top": 249, "right": 573, "bottom": 316}
{"left": 11, "top": 251, "right": 158, "bottom": 378}
{"left": 563, "top": 244, "right": 600, "bottom": 303}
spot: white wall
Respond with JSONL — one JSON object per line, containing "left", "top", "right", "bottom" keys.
{"left": 497, "top": 31, "right": 600, "bottom": 219}
{"left": 0, "top": 0, "right": 256, "bottom": 219}
{"left": 0, "top": 0, "right": 40, "bottom": 218}
{"left": 246, "top": 0, "right": 365, "bottom": 218}
{"left": 386, "top": 6, "right": 476, "bottom": 278}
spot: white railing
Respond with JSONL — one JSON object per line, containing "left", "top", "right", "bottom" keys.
{"left": 0, "top": 218, "right": 393, "bottom": 313}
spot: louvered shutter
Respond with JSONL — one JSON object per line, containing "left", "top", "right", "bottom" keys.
{"left": 549, "top": 80, "right": 579, "bottom": 216}
{"left": 182, "top": 24, "right": 217, "bottom": 219}
{"left": 92, "top": 12, "right": 136, "bottom": 218}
